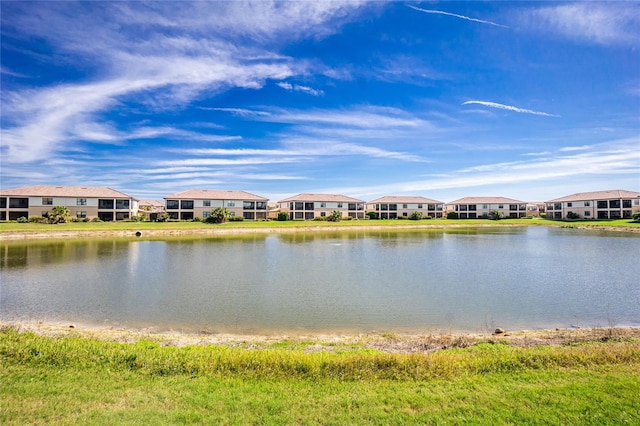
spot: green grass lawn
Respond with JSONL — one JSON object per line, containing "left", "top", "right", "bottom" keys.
{"left": 2, "top": 328, "right": 639, "bottom": 424}
{"left": 1, "top": 217, "right": 639, "bottom": 234}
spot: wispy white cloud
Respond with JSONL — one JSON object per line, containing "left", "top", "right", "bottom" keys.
{"left": 463, "top": 100, "right": 560, "bottom": 117}
{"left": 0, "top": 1, "right": 370, "bottom": 165}
{"left": 322, "top": 138, "right": 640, "bottom": 199}
{"left": 200, "top": 107, "right": 272, "bottom": 117}
{"left": 520, "top": 3, "right": 640, "bottom": 46}
{"left": 408, "top": 5, "right": 509, "bottom": 29}
{"left": 277, "top": 82, "right": 324, "bottom": 96}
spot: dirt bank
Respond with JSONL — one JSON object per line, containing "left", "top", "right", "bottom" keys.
{"left": 3, "top": 320, "right": 638, "bottom": 354}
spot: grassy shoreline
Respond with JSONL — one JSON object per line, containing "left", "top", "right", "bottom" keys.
{"left": 1, "top": 217, "right": 639, "bottom": 240}
{"left": 2, "top": 324, "right": 639, "bottom": 424}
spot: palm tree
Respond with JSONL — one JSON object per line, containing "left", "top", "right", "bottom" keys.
{"left": 47, "top": 206, "right": 72, "bottom": 224}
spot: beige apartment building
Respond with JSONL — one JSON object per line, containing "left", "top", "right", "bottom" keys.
{"left": 367, "top": 196, "right": 444, "bottom": 219}
{"left": 278, "top": 193, "right": 366, "bottom": 219}
{"left": 447, "top": 196, "right": 527, "bottom": 219}
{"left": 545, "top": 189, "right": 640, "bottom": 219}
{"left": 163, "top": 189, "right": 269, "bottom": 220}
{"left": 0, "top": 185, "right": 139, "bottom": 221}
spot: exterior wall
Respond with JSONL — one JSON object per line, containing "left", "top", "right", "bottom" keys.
{"left": 546, "top": 198, "right": 640, "bottom": 219}
{"left": 165, "top": 198, "right": 268, "bottom": 220}
{"left": 0, "top": 195, "right": 138, "bottom": 221}
{"left": 278, "top": 201, "right": 365, "bottom": 219}
{"left": 367, "top": 202, "right": 444, "bottom": 218}
{"left": 452, "top": 203, "right": 527, "bottom": 219}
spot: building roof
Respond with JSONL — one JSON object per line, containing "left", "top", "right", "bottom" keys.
{"left": 368, "top": 195, "right": 443, "bottom": 204}
{"left": 0, "top": 185, "right": 136, "bottom": 199}
{"left": 447, "top": 196, "right": 526, "bottom": 205}
{"left": 139, "top": 200, "right": 164, "bottom": 207}
{"left": 163, "top": 189, "right": 268, "bottom": 201}
{"left": 278, "top": 193, "right": 365, "bottom": 203}
{"left": 546, "top": 189, "right": 640, "bottom": 203}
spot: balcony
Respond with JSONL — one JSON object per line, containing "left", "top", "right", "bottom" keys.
{"left": 98, "top": 199, "right": 114, "bottom": 209}
{"left": 9, "top": 198, "right": 29, "bottom": 208}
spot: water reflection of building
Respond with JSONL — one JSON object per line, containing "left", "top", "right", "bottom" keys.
{"left": 0, "top": 185, "right": 139, "bottom": 221}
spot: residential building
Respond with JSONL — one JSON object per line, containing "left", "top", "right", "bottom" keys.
{"left": 447, "top": 196, "right": 527, "bottom": 219}
{"left": 278, "top": 193, "right": 365, "bottom": 219}
{"left": 367, "top": 196, "right": 444, "bottom": 219}
{"left": 0, "top": 185, "right": 139, "bottom": 221}
{"left": 545, "top": 189, "right": 640, "bottom": 219}
{"left": 163, "top": 189, "right": 269, "bottom": 220}
{"left": 138, "top": 200, "right": 165, "bottom": 221}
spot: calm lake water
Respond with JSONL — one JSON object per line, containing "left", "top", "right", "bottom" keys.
{"left": 1, "top": 227, "right": 639, "bottom": 334}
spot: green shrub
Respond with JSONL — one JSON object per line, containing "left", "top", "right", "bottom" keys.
{"left": 90, "top": 217, "right": 102, "bottom": 222}
{"left": 327, "top": 211, "right": 342, "bottom": 222}
{"left": 156, "top": 213, "right": 169, "bottom": 222}
{"left": 566, "top": 211, "right": 580, "bottom": 220}
{"left": 366, "top": 212, "right": 378, "bottom": 220}
{"left": 314, "top": 216, "right": 327, "bottom": 221}
{"left": 409, "top": 211, "right": 423, "bottom": 221}
{"left": 632, "top": 212, "right": 640, "bottom": 222}
{"left": 228, "top": 216, "right": 244, "bottom": 222}
{"left": 28, "top": 216, "right": 46, "bottom": 223}
{"left": 447, "top": 212, "right": 458, "bottom": 219}
{"left": 277, "top": 212, "right": 289, "bottom": 221}
{"left": 205, "top": 207, "right": 230, "bottom": 224}
{"left": 192, "top": 216, "right": 202, "bottom": 222}
{"left": 488, "top": 210, "right": 504, "bottom": 220}
{"left": 16, "top": 216, "right": 28, "bottom": 223}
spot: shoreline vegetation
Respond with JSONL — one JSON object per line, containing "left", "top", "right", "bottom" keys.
{"left": 1, "top": 217, "right": 639, "bottom": 240}
{"left": 2, "top": 322, "right": 640, "bottom": 424}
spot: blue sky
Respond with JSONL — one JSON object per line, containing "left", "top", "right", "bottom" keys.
{"left": 1, "top": 1, "right": 639, "bottom": 203}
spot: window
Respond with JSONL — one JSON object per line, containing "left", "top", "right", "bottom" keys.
{"left": 337, "top": 202, "right": 343, "bottom": 208}
{"left": 77, "top": 198, "right": 87, "bottom": 206}
{"left": 256, "top": 202, "right": 267, "bottom": 210}
{"left": 76, "top": 211, "right": 86, "bottom": 219}
{"left": 348, "top": 203, "right": 357, "bottom": 210}
{"left": 98, "top": 199, "right": 114, "bottom": 209}
{"left": 554, "top": 203, "right": 562, "bottom": 210}
{"left": 403, "top": 204, "right": 408, "bottom": 209}
{"left": 180, "top": 200, "right": 194, "bottom": 209}
{"left": 567, "top": 202, "right": 572, "bottom": 207}
{"left": 388, "top": 204, "right": 397, "bottom": 211}
{"left": 597, "top": 200, "right": 608, "bottom": 209}
{"left": 166, "top": 200, "right": 179, "bottom": 209}
{"left": 295, "top": 202, "right": 304, "bottom": 210}
{"left": 243, "top": 201, "right": 255, "bottom": 209}
{"left": 403, "top": 212, "right": 408, "bottom": 216}
{"left": 418, "top": 204, "right": 423, "bottom": 209}
{"left": 584, "top": 201, "right": 591, "bottom": 206}
{"left": 304, "top": 202, "right": 314, "bottom": 210}
{"left": 622, "top": 200, "right": 632, "bottom": 208}
{"left": 498, "top": 205, "right": 504, "bottom": 209}
{"left": 320, "top": 212, "right": 326, "bottom": 217}
{"left": 203, "top": 200, "right": 211, "bottom": 207}
{"left": 509, "top": 205, "right": 518, "bottom": 211}
{"left": 584, "top": 211, "right": 590, "bottom": 217}
{"left": 0, "top": 198, "right": 5, "bottom": 208}
{"left": 320, "top": 202, "right": 326, "bottom": 208}
{"left": 116, "top": 199, "right": 130, "bottom": 209}
{"left": 203, "top": 211, "right": 210, "bottom": 218}
{"left": 42, "top": 197, "right": 53, "bottom": 205}
{"left": 226, "top": 201, "right": 235, "bottom": 207}
{"left": 482, "top": 204, "right": 488, "bottom": 209}
{"left": 428, "top": 204, "right": 435, "bottom": 211}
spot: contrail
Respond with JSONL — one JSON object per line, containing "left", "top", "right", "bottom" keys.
{"left": 408, "top": 5, "right": 510, "bottom": 29}
{"left": 463, "top": 101, "right": 560, "bottom": 117}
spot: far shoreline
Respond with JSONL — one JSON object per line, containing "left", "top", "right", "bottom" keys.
{"left": 1, "top": 219, "right": 639, "bottom": 241}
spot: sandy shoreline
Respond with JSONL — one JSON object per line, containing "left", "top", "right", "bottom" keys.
{"left": 1, "top": 222, "right": 638, "bottom": 241}
{"left": 3, "top": 320, "right": 639, "bottom": 353}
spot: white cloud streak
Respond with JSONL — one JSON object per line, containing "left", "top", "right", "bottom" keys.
{"left": 522, "top": 3, "right": 640, "bottom": 46}
{"left": 408, "top": 5, "right": 509, "bottom": 29}
{"left": 277, "top": 82, "right": 324, "bottom": 96}
{"left": 463, "top": 100, "right": 559, "bottom": 117}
